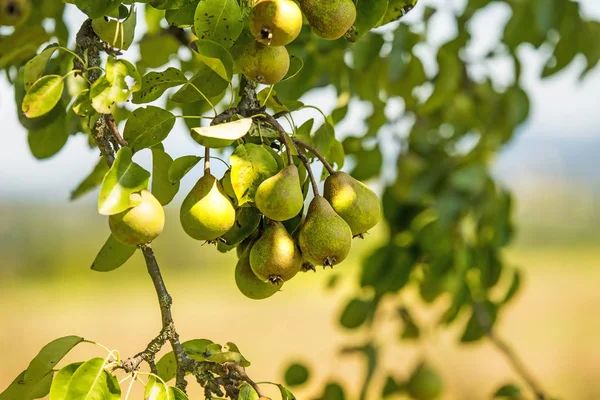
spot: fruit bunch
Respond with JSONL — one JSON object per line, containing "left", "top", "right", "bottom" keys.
{"left": 238, "top": 0, "right": 357, "bottom": 84}
{"left": 109, "top": 124, "right": 381, "bottom": 301}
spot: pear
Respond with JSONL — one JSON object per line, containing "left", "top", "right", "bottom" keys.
{"left": 109, "top": 190, "right": 165, "bottom": 246}
{"left": 237, "top": 41, "right": 290, "bottom": 85}
{"left": 180, "top": 174, "right": 236, "bottom": 241}
{"left": 0, "top": 0, "right": 31, "bottom": 26}
{"left": 250, "top": 0, "right": 303, "bottom": 46}
{"left": 250, "top": 219, "right": 302, "bottom": 284}
{"left": 323, "top": 171, "right": 381, "bottom": 236}
{"left": 407, "top": 362, "right": 444, "bottom": 400}
{"left": 299, "top": 0, "right": 356, "bottom": 40}
{"left": 255, "top": 165, "right": 304, "bottom": 221}
{"left": 235, "top": 245, "right": 280, "bottom": 300}
{"left": 221, "top": 206, "right": 262, "bottom": 245}
{"left": 298, "top": 195, "right": 352, "bottom": 267}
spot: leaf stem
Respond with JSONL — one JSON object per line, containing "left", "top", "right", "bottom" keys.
{"left": 292, "top": 141, "right": 320, "bottom": 196}
{"left": 263, "top": 114, "right": 294, "bottom": 166}
{"left": 292, "top": 137, "right": 335, "bottom": 174}
{"left": 204, "top": 147, "right": 211, "bottom": 174}
{"left": 188, "top": 82, "right": 218, "bottom": 117}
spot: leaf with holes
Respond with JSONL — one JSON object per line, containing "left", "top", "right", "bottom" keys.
{"left": 193, "top": 0, "right": 243, "bottom": 48}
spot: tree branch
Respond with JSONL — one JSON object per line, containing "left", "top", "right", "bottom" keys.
{"left": 292, "top": 137, "right": 335, "bottom": 175}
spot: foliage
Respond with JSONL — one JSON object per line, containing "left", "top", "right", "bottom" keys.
{"left": 0, "top": 0, "right": 598, "bottom": 399}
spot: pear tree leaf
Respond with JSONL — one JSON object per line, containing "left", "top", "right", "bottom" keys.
{"left": 91, "top": 234, "right": 137, "bottom": 272}
{"left": 24, "top": 336, "right": 84, "bottom": 385}
{"left": 151, "top": 147, "right": 180, "bottom": 205}
{"left": 75, "top": 0, "right": 121, "bottom": 19}
{"left": 348, "top": 0, "right": 388, "bottom": 42}
{"left": 123, "top": 106, "right": 176, "bottom": 152}
{"left": 23, "top": 44, "right": 59, "bottom": 91}
{"left": 98, "top": 147, "right": 150, "bottom": 215}
{"left": 230, "top": 143, "right": 279, "bottom": 206}
{"left": 493, "top": 383, "right": 521, "bottom": 399}
{"left": 165, "top": 1, "right": 199, "bottom": 27}
{"left": 0, "top": 370, "right": 53, "bottom": 400}
{"left": 156, "top": 339, "right": 214, "bottom": 382}
{"left": 280, "top": 55, "right": 304, "bottom": 83}
{"left": 238, "top": 383, "right": 259, "bottom": 400}
{"left": 191, "top": 118, "right": 253, "bottom": 148}
{"left": 27, "top": 107, "right": 69, "bottom": 159}
{"left": 193, "top": 0, "right": 243, "bottom": 48}
{"left": 168, "top": 156, "right": 203, "bottom": 183}
{"left": 71, "top": 159, "right": 110, "bottom": 201}
{"left": 92, "top": 7, "right": 137, "bottom": 50}
{"left": 132, "top": 67, "right": 187, "bottom": 104}
{"left": 49, "top": 362, "right": 83, "bottom": 400}
{"left": 91, "top": 58, "right": 141, "bottom": 114}
{"left": 22, "top": 75, "right": 64, "bottom": 118}
{"left": 61, "top": 357, "right": 120, "bottom": 400}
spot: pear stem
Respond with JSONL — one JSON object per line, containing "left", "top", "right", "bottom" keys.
{"left": 204, "top": 146, "right": 211, "bottom": 174}
{"left": 293, "top": 141, "right": 320, "bottom": 196}
{"left": 264, "top": 114, "right": 294, "bottom": 166}
{"left": 292, "top": 138, "right": 336, "bottom": 175}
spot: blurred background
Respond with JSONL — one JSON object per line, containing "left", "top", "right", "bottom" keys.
{"left": 1, "top": 1, "right": 600, "bottom": 399}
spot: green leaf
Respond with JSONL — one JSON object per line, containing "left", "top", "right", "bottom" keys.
{"left": 501, "top": 268, "right": 521, "bottom": 305}
{"left": 0, "top": 26, "right": 51, "bottom": 69}
{"left": 230, "top": 143, "right": 279, "bottom": 206}
{"left": 238, "top": 383, "right": 259, "bottom": 400}
{"left": 91, "top": 58, "right": 141, "bottom": 114}
{"left": 339, "top": 298, "right": 371, "bottom": 329}
{"left": 0, "top": 370, "right": 53, "bottom": 400}
{"left": 348, "top": 0, "right": 388, "bottom": 42}
{"left": 139, "top": 34, "right": 182, "bottom": 68}
{"left": 460, "top": 301, "right": 497, "bottom": 343}
{"left": 72, "top": 90, "right": 95, "bottom": 117}
{"left": 150, "top": 0, "right": 196, "bottom": 10}
{"left": 284, "top": 363, "right": 309, "bottom": 387}
{"left": 24, "top": 336, "right": 84, "bottom": 385}
{"left": 27, "top": 108, "right": 69, "bottom": 160}
{"left": 319, "top": 382, "right": 345, "bottom": 400}
{"left": 191, "top": 118, "right": 253, "bottom": 148}
{"left": 168, "top": 156, "right": 202, "bottom": 183}
{"left": 418, "top": 48, "right": 460, "bottom": 115}
{"left": 156, "top": 339, "right": 214, "bottom": 382}
{"left": 379, "top": 0, "right": 418, "bottom": 26}
{"left": 75, "top": 0, "right": 121, "bottom": 19}
{"left": 152, "top": 147, "right": 180, "bottom": 206}
{"left": 22, "top": 75, "right": 64, "bottom": 118}
{"left": 493, "top": 383, "right": 521, "bottom": 399}
{"left": 49, "top": 362, "right": 83, "bottom": 400}
{"left": 166, "top": 1, "right": 199, "bottom": 27}
{"left": 193, "top": 0, "right": 243, "bottom": 48}
{"left": 24, "top": 44, "right": 60, "bottom": 91}
{"left": 144, "top": 376, "right": 169, "bottom": 400}
{"left": 62, "top": 357, "right": 119, "bottom": 400}
{"left": 92, "top": 7, "right": 137, "bottom": 50}
{"left": 71, "top": 159, "right": 110, "bottom": 201}
{"left": 98, "top": 147, "right": 150, "bottom": 215}
{"left": 123, "top": 106, "right": 176, "bottom": 152}
{"left": 277, "top": 385, "right": 296, "bottom": 400}
{"left": 132, "top": 67, "right": 187, "bottom": 104}
{"left": 91, "top": 234, "right": 137, "bottom": 272}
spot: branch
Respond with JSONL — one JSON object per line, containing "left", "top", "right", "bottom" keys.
{"left": 292, "top": 141, "right": 319, "bottom": 196}
{"left": 473, "top": 302, "right": 548, "bottom": 400}
{"left": 292, "top": 138, "right": 335, "bottom": 175}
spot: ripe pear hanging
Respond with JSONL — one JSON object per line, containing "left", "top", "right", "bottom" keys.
{"left": 237, "top": 41, "right": 290, "bottom": 85}
{"left": 323, "top": 171, "right": 381, "bottom": 236}
{"left": 298, "top": 195, "right": 352, "bottom": 267}
{"left": 250, "top": 219, "right": 302, "bottom": 284}
{"left": 109, "top": 190, "right": 165, "bottom": 246}
{"left": 250, "top": 0, "right": 303, "bottom": 46}
{"left": 180, "top": 174, "right": 236, "bottom": 241}
{"left": 255, "top": 165, "right": 304, "bottom": 221}
{"left": 235, "top": 244, "right": 280, "bottom": 300}
{"left": 299, "top": 0, "right": 356, "bottom": 40}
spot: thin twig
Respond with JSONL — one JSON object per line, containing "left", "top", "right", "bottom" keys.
{"left": 204, "top": 147, "right": 211, "bottom": 174}
{"left": 292, "top": 141, "right": 319, "bottom": 196}
{"left": 104, "top": 114, "right": 128, "bottom": 147}
{"left": 263, "top": 114, "right": 293, "bottom": 166}
{"left": 223, "top": 363, "right": 264, "bottom": 397}
{"left": 292, "top": 137, "right": 335, "bottom": 174}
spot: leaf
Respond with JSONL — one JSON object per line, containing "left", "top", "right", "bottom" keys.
{"left": 168, "top": 156, "right": 202, "bottom": 183}
{"left": 92, "top": 7, "right": 137, "bottom": 50}
{"left": 62, "top": 357, "right": 118, "bottom": 400}
{"left": 0, "top": 26, "right": 50, "bottom": 69}
{"left": 152, "top": 147, "right": 180, "bottom": 206}
{"left": 348, "top": 0, "right": 388, "bottom": 42}
{"left": 418, "top": 47, "right": 460, "bottom": 115}
{"left": 22, "top": 75, "right": 64, "bottom": 118}
{"left": 277, "top": 385, "right": 296, "bottom": 400}
{"left": 460, "top": 301, "right": 498, "bottom": 343}
{"left": 98, "top": 147, "right": 151, "bottom": 215}
{"left": 501, "top": 268, "right": 521, "bottom": 305}
{"left": 91, "top": 234, "right": 137, "bottom": 272}
{"left": 493, "top": 383, "right": 522, "bottom": 399}
{"left": 339, "top": 298, "right": 371, "bottom": 329}
{"left": 0, "top": 370, "right": 53, "bottom": 400}
{"left": 191, "top": 118, "right": 253, "bottom": 148}
{"left": 156, "top": 339, "right": 213, "bottom": 382}
{"left": 71, "top": 159, "right": 110, "bottom": 201}
{"left": 139, "top": 34, "right": 182, "bottom": 68}
{"left": 24, "top": 336, "right": 84, "bottom": 385}
{"left": 75, "top": 0, "right": 121, "bottom": 19}
{"left": 123, "top": 106, "right": 176, "bottom": 152}
{"left": 280, "top": 55, "right": 304, "bottom": 82}
{"left": 238, "top": 383, "right": 259, "bottom": 400}
{"left": 150, "top": 0, "right": 196, "bottom": 10}
{"left": 166, "top": 1, "right": 199, "bottom": 27}
{"left": 379, "top": 0, "right": 418, "bottom": 26}
{"left": 230, "top": 143, "right": 279, "bottom": 206}
{"left": 193, "top": 0, "right": 243, "bottom": 48}
{"left": 27, "top": 108, "right": 69, "bottom": 160}
{"left": 132, "top": 67, "right": 187, "bottom": 104}
{"left": 49, "top": 362, "right": 83, "bottom": 400}
{"left": 144, "top": 376, "right": 170, "bottom": 400}
{"left": 24, "top": 44, "right": 60, "bottom": 91}
{"left": 284, "top": 363, "right": 309, "bottom": 387}
{"left": 91, "top": 58, "right": 141, "bottom": 114}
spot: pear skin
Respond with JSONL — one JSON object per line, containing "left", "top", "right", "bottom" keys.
{"left": 180, "top": 174, "right": 236, "bottom": 241}
{"left": 250, "top": 0, "right": 303, "bottom": 46}
{"left": 238, "top": 41, "right": 290, "bottom": 85}
{"left": 298, "top": 195, "right": 352, "bottom": 267}
{"left": 235, "top": 245, "right": 280, "bottom": 300}
{"left": 109, "top": 190, "right": 165, "bottom": 246}
{"left": 300, "top": 0, "right": 356, "bottom": 40}
{"left": 250, "top": 219, "right": 302, "bottom": 284}
{"left": 323, "top": 171, "right": 382, "bottom": 236}
{"left": 255, "top": 165, "right": 304, "bottom": 221}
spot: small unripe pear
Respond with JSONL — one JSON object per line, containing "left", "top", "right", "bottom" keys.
{"left": 250, "top": 0, "right": 303, "bottom": 46}
{"left": 109, "top": 190, "right": 165, "bottom": 246}
{"left": 407, "top": 362, "right": 444, "bottom": 400}
{"left": 235, "top": 244, "right": 280, "bottom": 300}
{"left": 323, "top": 171, "right": 381, "bottom": 236}
{"left": 238, "top": 41, "right": 290, "bottom": 85}
{"left": 299, "top": 0, "right": 356, "bottom": 40}
{"left": 255, "top": 165, "right": 304, "bottom": 221}
{"left": 0, "top": 0, "right": 31, "bottom": 26}
{"left": 298, "top": 195, "right": 352, "bottom": 267}
{"left": 250, "top": 219, "right": 302, "bottom": 284}
{"left": 180, "top": 174, "right": 236, "bottom": 241}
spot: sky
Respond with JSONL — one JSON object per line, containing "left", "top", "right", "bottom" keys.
{"left": 0, "top": 0, "right": 599, "bottom": 203}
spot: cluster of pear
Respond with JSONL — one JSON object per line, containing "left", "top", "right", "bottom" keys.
{"left": 0, "top": 0, "right": 31, "bottom": 26}
{"left": 238, "top": 0, "right": 357, "bottom": 85}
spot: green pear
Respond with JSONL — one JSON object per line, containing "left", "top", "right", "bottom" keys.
{"left": 255, "top": 165, "right": 304, "bottom": 221}
{"left": 237, "top": 41, "right": 290, "bottom": 85}
{"left": 221, "top": 206, "right": 262, "bottom": 245}
{"left": 180, "top": 173, "right": 236, "bottom": 241}
{"left": 299, "top": 0, "right": 356, "bottom": 40}
{"left": 323, "top": 171, "right": 381, "bottom": 236}
{"left": 250, "top": 219, "right": 302, "bottom": 284}
{"left": 109, "top": 190, "right": 165, "bottom": 246}
{"left": 235, "top": 244, "right": 280, "bottom": 300}
{"left": 298, "top": 195, "right": 352, "bottom": 267}
{"left": 250, "top": 0, "right": 303, "bottom": 46}
{"left": 407, "top": 362, "right": 444, "bottom": 400}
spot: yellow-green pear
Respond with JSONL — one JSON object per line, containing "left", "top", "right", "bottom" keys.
{"left": 298, "top": 195, "right": 352, "bottom": 267}
{"left": 250, "top": 0, "right": 303, "bottom": 46}
{"left": 0, "top": 0, "right": 31, "bottom": 26}
{"left": 237, "top": 41, "right": 290, "bottom": 85}
{"left": 235, "top": 244, "right": 280, "bottom": 300}
{"left": 323, "top": 171, "right": 381, "bottom": 236}
{"left": 109, "top": 190, "right": 165, "bottom": 246}
{"left": 180, "top": 173, "right": 236, "bottom": 241}
{"left": 255, "top": 165, "right": 304, "bottom": 221}
{"left": 250, "top": 219, "right": 302, "bottom": 284}
{"left": 299, "top": 0, "right": 356, "bottom": 40}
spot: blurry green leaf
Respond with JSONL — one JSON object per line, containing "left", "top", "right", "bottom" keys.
{"left": 280, "top": 55, "right": 304, "bottom": 82}
{"left": 152, "top": 147, "right": 179, "bottom": 206}
{"left": 24, "top": 44, "right": 59, "bottom": 91}
{"left": 460, "top": 301, "right": 497, "bottom": 343}
{"left": 381, "top": 376, "right": 403, "bottom": 397}
{"left": 98, "top": 147, "right": 150, "bottom": 215}
{"left": 284, "top": 363, "right": 310, "bottom": 387}
{"left": 230, "top": 143, "right": 279, "bottom": 206}
{"left": 319, "top": 382, "right": 345, "bottom": 400}
{"left": 0, "top": 26, "right": 50, "bottom": 69}
{"left": 351, "top": 147, "right": 382, "bottom": 181}
{"left": 156, "top": 339, "right": 214, "bottom": 382}
{"left": 339, "top": 298, "right": 372, "bottom": 329}
{"left": 139, "top": 34, "right": 182, "bottom": 68}
{"left": 71, "top": 159, "right": 110, "bottom": 201}
{"left": 22, "top": 75, "right": 64, "bottom": 118}
{"left": 449, "top": 163, "right": 487, "bottom": 194}
{"left": 123, "top": 106, "right": 176, "bottom": 152}
{"left": 493, "top": 383, "right": 521, "bottom": 399}
{"left": 150, "top": 0, "right": 196, "bottom": 10}
{"left": 75, "top": 0, "right": 121, "bottom": 18}
{"left": 168, "top": 156, "right": 202, "bottom": 183}
{"left": 238, "top": 383, "right": 259, "bottom": 400}
{"left": 24, "top": 336, "right": 84, "bottom": 385}
{"left": 133, "top": 68, "right": 187, "bottom": 104}
{"left": 419, "top": 48, "right": 460, "bottom": 115}
{"left": 361, "top": 245, "right": 414, "bottom": 294}
{"left": 501, "top": 268, "right": 521, "bottom": 305}
{"left": 191, "top": 118, "right": 253, "bottom": 148}
{"left": 91, "top": 234, "right": 137, "bottom": 272}
{"left": 27, "top": 107, "right": 69, "bottom": 160}
{"left": 144, "top": 376, "right": 168, "bottom": 400}
{"left": 193, "top": 0, "right": 243, "bottom": 48}
{"left": 398, "top": 307, "right": 420, "bottom": 340}
{"left": 72, "top": 90, "right": 95, "bottom": 117}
